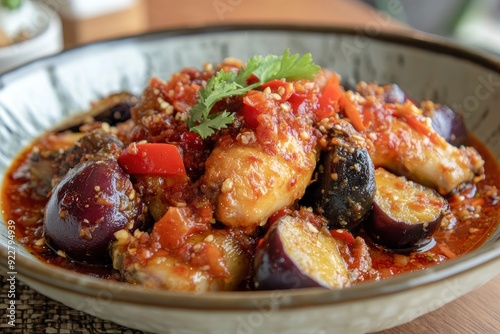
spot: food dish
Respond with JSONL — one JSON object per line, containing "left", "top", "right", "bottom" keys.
{"left": 0, "top": 25, "right": 499, "bottom": 333}
{"left": 2, "top": 49, "right": 496, "bottom": 292}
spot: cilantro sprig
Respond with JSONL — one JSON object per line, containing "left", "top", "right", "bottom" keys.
{"left": 187, "top": 49, "right": 320, "bottom": 138}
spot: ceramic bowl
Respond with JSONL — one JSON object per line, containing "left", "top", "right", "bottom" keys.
{"left": 0, "top": 25, "right": 499, "bottom": 334}
{"left": 0, "top": 1, "right": 63, "bottom": 74}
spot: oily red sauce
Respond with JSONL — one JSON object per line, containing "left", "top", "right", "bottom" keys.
{"left": 1, "top": 65, "right": 499, "bottom": 287}
{"left": 2, "top": 134, "right": 499, "bottom": 282}
{"left": 1, "top": 147, "right": 120, "bottom": 279}
{"left": 366, "top": 135, "right": 500, "bottom": 278}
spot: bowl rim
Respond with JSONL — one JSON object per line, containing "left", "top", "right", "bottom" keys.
{"left": 1, "top": 23, "right": 499, "bottom": 84}
{"left": 0, "top": 23, "right": 499, "bottom": 311}
{"left": 0, "top": 239, "right": 498, "bottom": 311}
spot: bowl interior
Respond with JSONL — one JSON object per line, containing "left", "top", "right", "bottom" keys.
{"left": 0, "top": 25, "right": 499, "bottom": 309}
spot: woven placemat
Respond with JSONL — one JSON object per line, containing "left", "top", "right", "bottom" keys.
{"left": 1, "top": 274, "right": 148, "bottom": 334}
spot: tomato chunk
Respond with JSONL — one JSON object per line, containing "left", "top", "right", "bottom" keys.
{"left": 153, "top": 206, "right": 208, "bottom": 249}
{"left": 261, "top": 79, "right": 295, "bottom": 102}
{"left": 118, "top": 143, "right": 186, "bottom": 176}
{"left": 317, "top": 76, "right": 342, "bottom": 119}
{"left": 242, "top": 90, "right": 275, "bottom": 128}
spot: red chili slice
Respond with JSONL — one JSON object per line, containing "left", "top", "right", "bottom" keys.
{"left": 118, "top": 143, "right": 186, "bottom": 176}
{"left": 329, "top": 229, "right": 356, "bottom": 245}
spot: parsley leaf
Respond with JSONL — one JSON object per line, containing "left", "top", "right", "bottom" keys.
{"left": 273, "top": 49, "right": 320, "bottom": 81}
{"left": 250, "top": 50, "right": 320, "bottom": 84}
{"left": 188, "top": 49, "right": 320, "bottom": 138}
{"left": 188, "top": 111, "right": 235, "bottom": 138}
{"left": 188, "top": 71, "right": 240, "bottom": 127}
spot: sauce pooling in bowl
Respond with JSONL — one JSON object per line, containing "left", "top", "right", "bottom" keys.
{"left": 2, "top": 51, "right": 499, "bottom": 291}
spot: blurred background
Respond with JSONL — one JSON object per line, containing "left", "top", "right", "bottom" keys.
{"left": 0, "top": 0, "right": 499, "bottom": 73}
{"left": 363, "top": 0, "right": 500, "bottom": 55}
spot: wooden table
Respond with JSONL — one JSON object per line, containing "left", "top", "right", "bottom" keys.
{"left": 144, "top": 0, "right": 410, "bottom": 31}
{"left": 1, "top": 273, "right": 498, "bottom": 333}
{"left": 2, "top": 1, "right": 498, "bottom": 333}
{"left": 378, "top": 275, "right": 500, "bottom": 333}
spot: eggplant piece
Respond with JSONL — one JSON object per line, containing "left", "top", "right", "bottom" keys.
{"left": 253, "top": 215, "right": 350, "bottom": 290}
{"left": 366, "top": 168, "right": 448, "bottom": 251}
{"left": 355, "top": 82, "right": 410, "bottom": 104}
{"left": 313, "top": 144, "right": 376, "bottom": 230}
{"left": 381, "top": 83, "right": 407, "bottom": 104}
{"left": 28, "top": 132, "right": 84, "bottom": 197}
{"left": 112, "top": 228, "right": 252, "bottom": 292}
{"left": 424, "top": 103, "right": 467, "bottom": 147}
{"left": 54, "top": 93, "right": 137, "bottom": 133}
{"left": 51, "top": 130, "right": 125, "bottom": 187}
{"left": 44, "top": 156, "right": 145, "bottom": 263}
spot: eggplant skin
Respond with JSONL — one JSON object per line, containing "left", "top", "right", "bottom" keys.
{"left": 253, "top": 226, "right": 321, "bottom": 290}
{"left": 355, "top": 82, "right": 412, "bottom": 104}
{"left": 366, "top": 168, "right": 449, "bottom": 251}
{"left": 313, "top": 146, "right": 376, "bottom": 230}
{"left": 253, "top": 215, "right": 350, "bottom": 290}
{"left": 54, "top": 93, "right": 137, "bottom": 133}
{"left": 381, "top": 83, "right": 407, "bottom": 104}
{"left": 423, "top": 103, "right": 468, "bottom": 147}
{"left": 44, "top": 157, "right": 144, "bottom": 263}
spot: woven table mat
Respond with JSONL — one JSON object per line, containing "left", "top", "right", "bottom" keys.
{"left": 1, "top": 274, "right": 147, "bottom": 334}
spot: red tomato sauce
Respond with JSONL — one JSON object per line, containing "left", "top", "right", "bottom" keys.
{"left": 2, "top": 134, "right": 499, "bottom": 282}
{"left": 1, "top": 60, "right": 499, "bottom": 289}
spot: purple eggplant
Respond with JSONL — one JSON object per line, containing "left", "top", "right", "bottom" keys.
{"left": 44, "top": 156, "right": 144, "bottom": 263}
{"left": 253, "top": 215, "right": 350, "bottom": 290}
{"left": 313, "top": 143, "right": 376, "bottom": 230}
{"left": 381, "top": 83, "right": 407, "bottom": 104}
{"left": 425, "top": 103, "right": 468, "bottom": 147}
{"left": 54, "top": 93, "right": 137, "bottom": 133}
{"left": 365, "top": 168, "right": 448, "bottom": 251}
{"left": 355, "top": 82, "right": 411, "bottom": 104}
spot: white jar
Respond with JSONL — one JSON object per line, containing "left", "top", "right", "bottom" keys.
{"left": 0, "top": 1, "right": 63, "bottom": 73}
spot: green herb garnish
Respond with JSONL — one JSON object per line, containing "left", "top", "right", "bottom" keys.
{"left": 187, "top": 49, "right": 320, "bottom": 138}
{"left": 2, "top": 0, "right": 22, "bottom": 10}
